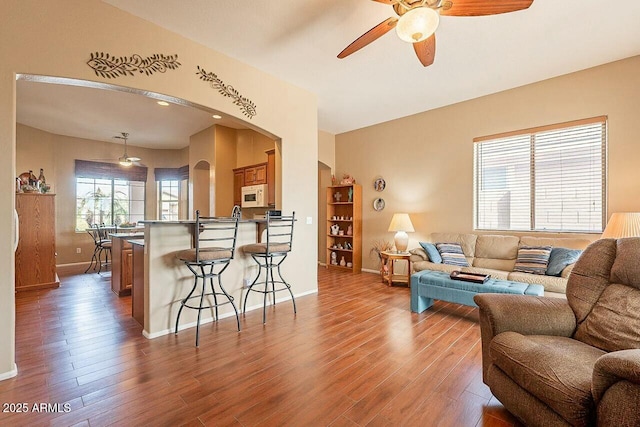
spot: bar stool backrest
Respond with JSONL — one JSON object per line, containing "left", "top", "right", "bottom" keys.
{"left": 87, "top": 225, "right": 101, "bottom": 244}
{"left": 265, "top": 211, "right": 295, "bottom": 254}
{"left": 98, "top": 224, "right": 116, "bottom": 241}
{"left": 194, "top": 210, "right": 240, "bottom": 262}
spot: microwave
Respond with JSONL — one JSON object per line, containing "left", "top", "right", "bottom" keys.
{"left": 241, "top": 184, "right": 269, "bottom": 208}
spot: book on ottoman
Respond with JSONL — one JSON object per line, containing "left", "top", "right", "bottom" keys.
{"left": 450, "top": 271, "right": 490, "bottom": 284}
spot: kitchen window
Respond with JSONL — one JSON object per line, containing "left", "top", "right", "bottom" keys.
{"left": 75, "top": 160, "right": 147, "bottom": 231}
{"left": 473, "top": 116, "right": 607, "bottom": 233}
{"left": 154, "top": 165, "right": 189, "bottom": 220}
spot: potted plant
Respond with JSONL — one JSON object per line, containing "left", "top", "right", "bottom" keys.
{"left": 370, "top": 239, "right": 394, "bottom": 274}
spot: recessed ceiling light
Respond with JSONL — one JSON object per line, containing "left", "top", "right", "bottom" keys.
{"left": 212, "top": 114, "right": 222, "bottom": 119}
{"left": 157, "top": 101, "right": 169, "bottom": 106}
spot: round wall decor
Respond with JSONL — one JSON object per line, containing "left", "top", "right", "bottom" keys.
{"left": 373, "top": 198, "right": 385, "bottom": 211}
{"left": 374, "top": 177, "right": 386, "bottom": 192}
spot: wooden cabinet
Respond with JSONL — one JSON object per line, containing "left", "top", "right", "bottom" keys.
{"left": 326, "top": 184, "right": 362, "bottom": 273}
{"left": 15, "top": 193, "right": 59, "bottom": 291}
{"left": 233, "top": 159, "right": 274, "bottom": 206}
{"left": 266, "top": 149, "right": 276, "bottom": 206}
{"left": 244, "top": 163, "right": 267, "bottom": 186}
{"left": 111, "top": 235, "right": 138, "bottom": 296}
{"left": 233, "top": 169, "right": 245, "bottom": 206}
{"left": 131, "top": 240, "right": 145, "bottom": 327}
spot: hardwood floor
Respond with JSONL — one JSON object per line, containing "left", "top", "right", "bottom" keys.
{"left": 1, "top": 266, "right": 522, "bottom": 426}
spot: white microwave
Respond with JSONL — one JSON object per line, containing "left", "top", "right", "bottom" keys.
{"left": 241, "top": 184, "right": 269, "bottom": 208}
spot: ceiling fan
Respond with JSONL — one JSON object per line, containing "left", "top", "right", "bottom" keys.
{"left": 113, "top": 132, "right": 141, "bottom": 167}
{"left": 337, "top": 0, "right": 534, "bottom": 67}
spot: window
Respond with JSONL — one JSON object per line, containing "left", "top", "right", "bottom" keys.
{"left": 75, "top": 160, "right": 147, "bottom": 231}
{"left": 154, "top": 165, "right": 189, "bottom": 220}
{"left": 474, "top": 116, "right": 607, "bottom": 233}
{"left": 158, "top": 180, "right": 180, "bottom": 220}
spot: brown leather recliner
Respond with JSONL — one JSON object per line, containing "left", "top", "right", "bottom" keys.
{"left": 474, "top": 238, "right": 640, "bottom": 426}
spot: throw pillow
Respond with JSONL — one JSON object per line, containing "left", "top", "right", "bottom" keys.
{"left": 419, "top": 242, "right": 442, "bottom": 264}
{"left": 435, "top": 242, "right": 469, "bottom": 267}
{"left": 546, "top": 247, "right": 582, "bottom": 276}
{"left": 513, "top": 246, "right": 552, "bottom": 275}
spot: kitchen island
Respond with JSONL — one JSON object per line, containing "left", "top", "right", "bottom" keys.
{"left": 109, "top": 232, "right": 144, "bottom": 296}
{"left": 139, "top": 219, "right": 289, "bottom": 339}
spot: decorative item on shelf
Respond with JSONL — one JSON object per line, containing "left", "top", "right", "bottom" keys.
{"left": 601, "top": 212, "right": 640, "bottom": 238}
{"left": 388, "top": 213, "right": 415, "bottom": 253}
{"left": 347, "top": 262, "right": 353, "bottom": 268}
{"left": 38, "top": 168, "right": 46, "bottom": 185}
{"left": 39, "top": 183, "right": 51, "bottom": 194}
{"left": 340, "top": 256, "right": 346, "bottom": 267}
{"left": 331, "top": 251, "right": 338, "bottom": 265}
{"left": 330, "top": 224, "right": 340, "bottom": 235}
{"left": 331, "top": 174, "right": 336, "bottom": 185}
{"left": 373, "top": 198, "right": 385, "bottom": 211}
{"left": 348, "top": 187, "right": 353, "bottom": 202}
{"left": 347, "top": 225, "right": 353, "bottom": 236}
{"left": 345, "top": 242, "right": 352, "bottom": 250}
{"left": 374, "top": 177, "right": 386, "bottom": 192}
{"left": 334, "top": 192, "right": 342, "bottom": 202}
{"left": 340, "top": 174, "right": 355, "bottom": 185}
{"left": 339, "top": 230, "right": 344, "bottom": 236}
{"left": 337, "top": 243, "right": 343, "bottom": 249}
{"left": 16, "top": 177, "right": 22, "bottom": 193}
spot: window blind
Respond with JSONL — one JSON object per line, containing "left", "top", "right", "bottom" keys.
{"left": 474, "top": 116, "right": 607, "bottom": 233}
{"left": 75, "top": 159, "right": 148, "bottom": 182}
{"left": 154, "top": 165, "right": 189, "bottom": 181}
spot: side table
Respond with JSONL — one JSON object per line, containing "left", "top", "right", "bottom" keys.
{"left": 380, "top": 251, "right": 411, "bottom": 287}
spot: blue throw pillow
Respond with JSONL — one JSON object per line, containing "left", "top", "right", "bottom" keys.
{"left": 435, "top": 242, "right": 469, "bottom": 267}
{"left": 546, "top": 247, "right": 582, "bottom": 276}
{"left": 419, "top": 242, "right": 442, "bottom": 264}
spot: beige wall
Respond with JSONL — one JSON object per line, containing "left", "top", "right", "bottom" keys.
{"left": 189, "top": 126, "right": 215, "bottom": 217}
{"left": 0, "top": 0, "right": 317, "bottom": 380}
{"left": 16, "top": 124, "right": 186, "bottom": 265}
{"left": 236, "top": 129, "right": 275, "bottom": 167}
{"left": 214, "top": 125, "right": 238, "bottom": 216}
{"left": 336, "top": 56, "right": 640, "bottom": 271}
{"left": 318, "top": 130, "right": 335, "bottom": 172}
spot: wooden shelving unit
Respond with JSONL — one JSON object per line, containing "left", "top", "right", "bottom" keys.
{"left": 326, "top": 184, "right": 362, "bottom": 273}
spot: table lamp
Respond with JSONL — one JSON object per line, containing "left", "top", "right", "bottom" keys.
{"left": 601, "top": 212, "right": 640, "bottom": 238}
{"left": 388, "top": 213, "right": 414, "bottom": 253}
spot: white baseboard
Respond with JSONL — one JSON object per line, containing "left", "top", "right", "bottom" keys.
{"left": 361, "top": 268, "right": 379, "bottom": 274}
{"left": 143, "top": 288, "right": 319, "bottom": 340}
{"left": 56, "top": 261, "right": 91, "bottom": 268}
{"left": 0, "top": 364, "right": 18, "bottom": 381}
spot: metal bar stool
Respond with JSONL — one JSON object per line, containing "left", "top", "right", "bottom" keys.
{"left": 175, "top": 211, "right": 240, "bottom": 347}
{"left": 96, "top": 224, "right": 116, "bottom": 273}
{"left": 84, "top": 225, "right": 102, "bottom": 273}
{"left": 242, "top": 211, "right": 296, "bottom": 324}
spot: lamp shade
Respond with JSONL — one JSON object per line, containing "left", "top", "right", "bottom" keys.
{"left": 396, "top": 7, "right": 440, "bottom": 43}
{"left": 601, "top": 212, "right": 640, "bottom": 238}
{"left": 388, "top": 213, "right": 415, "bottom": 232}
{"left": 388, "top": 213, "right": 414, "bottom": 253}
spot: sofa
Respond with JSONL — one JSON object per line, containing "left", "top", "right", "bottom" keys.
{"left": 474, "top": 238, "right": 640, "bottom": 426}
{"left": 409, "top": 233, "right": 592, "bottom": 297}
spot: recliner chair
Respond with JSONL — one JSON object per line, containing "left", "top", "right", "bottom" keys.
{"left": 474, "top": 237, "right": 640, "bottom": 426}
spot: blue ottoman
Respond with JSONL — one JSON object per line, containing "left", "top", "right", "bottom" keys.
{"left": 411, "top": 270, "right": 545, "bottom": 313}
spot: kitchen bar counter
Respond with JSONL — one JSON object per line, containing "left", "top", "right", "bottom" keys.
{"left": 138, "top": 220, "right": 273, "bottom": 338}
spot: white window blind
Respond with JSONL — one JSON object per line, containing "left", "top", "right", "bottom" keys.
{"left": 474, "top": 116, "right": 607, "bottom": 233}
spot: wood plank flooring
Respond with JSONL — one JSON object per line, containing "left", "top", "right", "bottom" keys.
{"left": 1, "top": 265, "right": 522, "bottom": 426}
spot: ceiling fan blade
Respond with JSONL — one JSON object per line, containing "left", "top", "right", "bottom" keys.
{"left": 440, "top": 0, "right": 533, "bottom": 16}
{"left": 127, "top": 156, "right": 141, "bottom": 162}
{"left": 338, "top": 17, "right": 398, "bottom": 59}
{"left": 413, "top": 34, "right": 436, "bottom": 67}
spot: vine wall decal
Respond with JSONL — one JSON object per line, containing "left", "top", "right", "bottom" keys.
{"left": 196, "top": 66, "right": 257, "bottom": 118}
{"left": 87, "top": 52, "right": 181, "bottom": 78}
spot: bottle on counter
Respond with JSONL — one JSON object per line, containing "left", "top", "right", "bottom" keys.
{"left": 38, "top": 168, "right": 46, "bottom": 185}
{"left": 28, "top": 170, "right": 37, "bottom": 186}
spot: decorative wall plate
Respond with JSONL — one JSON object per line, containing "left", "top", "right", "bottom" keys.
{"left": 374, "top": 177, "right": 386, "bottom": 192}
{"left": 373, "top": 198, "right": 385, "bottom": 211}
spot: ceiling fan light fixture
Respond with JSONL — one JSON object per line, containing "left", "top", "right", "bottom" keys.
{"left": 396, "top": 7, "right": 439, "bottom": 43}
{"left": 119, "top": 157, "right": 132, "bottom": 167}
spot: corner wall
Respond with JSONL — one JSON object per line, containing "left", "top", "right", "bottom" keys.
{"left": 336, "top": 56, "right": 640, "bottom": 271}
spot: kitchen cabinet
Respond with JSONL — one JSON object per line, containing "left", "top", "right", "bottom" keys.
{"left": 15, "top": 193, "right": 59, "bottom": 291}
{"left": 244, "top": 163, "right": 267, "bottom": 186}
{"left": 233, "top": 169, "right": 244, "bottom": 206}
{"left": 111, "top": 234, "right": 141, "bottom": 296}
{"left": 266, "top": 149, "right": 276, "bottom": 206}
{"left": 326, "top": 184, "right": 362, "bottom": 273}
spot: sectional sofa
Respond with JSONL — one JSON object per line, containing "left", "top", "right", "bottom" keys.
{"left": 409, "top": 233, "right": 593, "bottom": 297}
